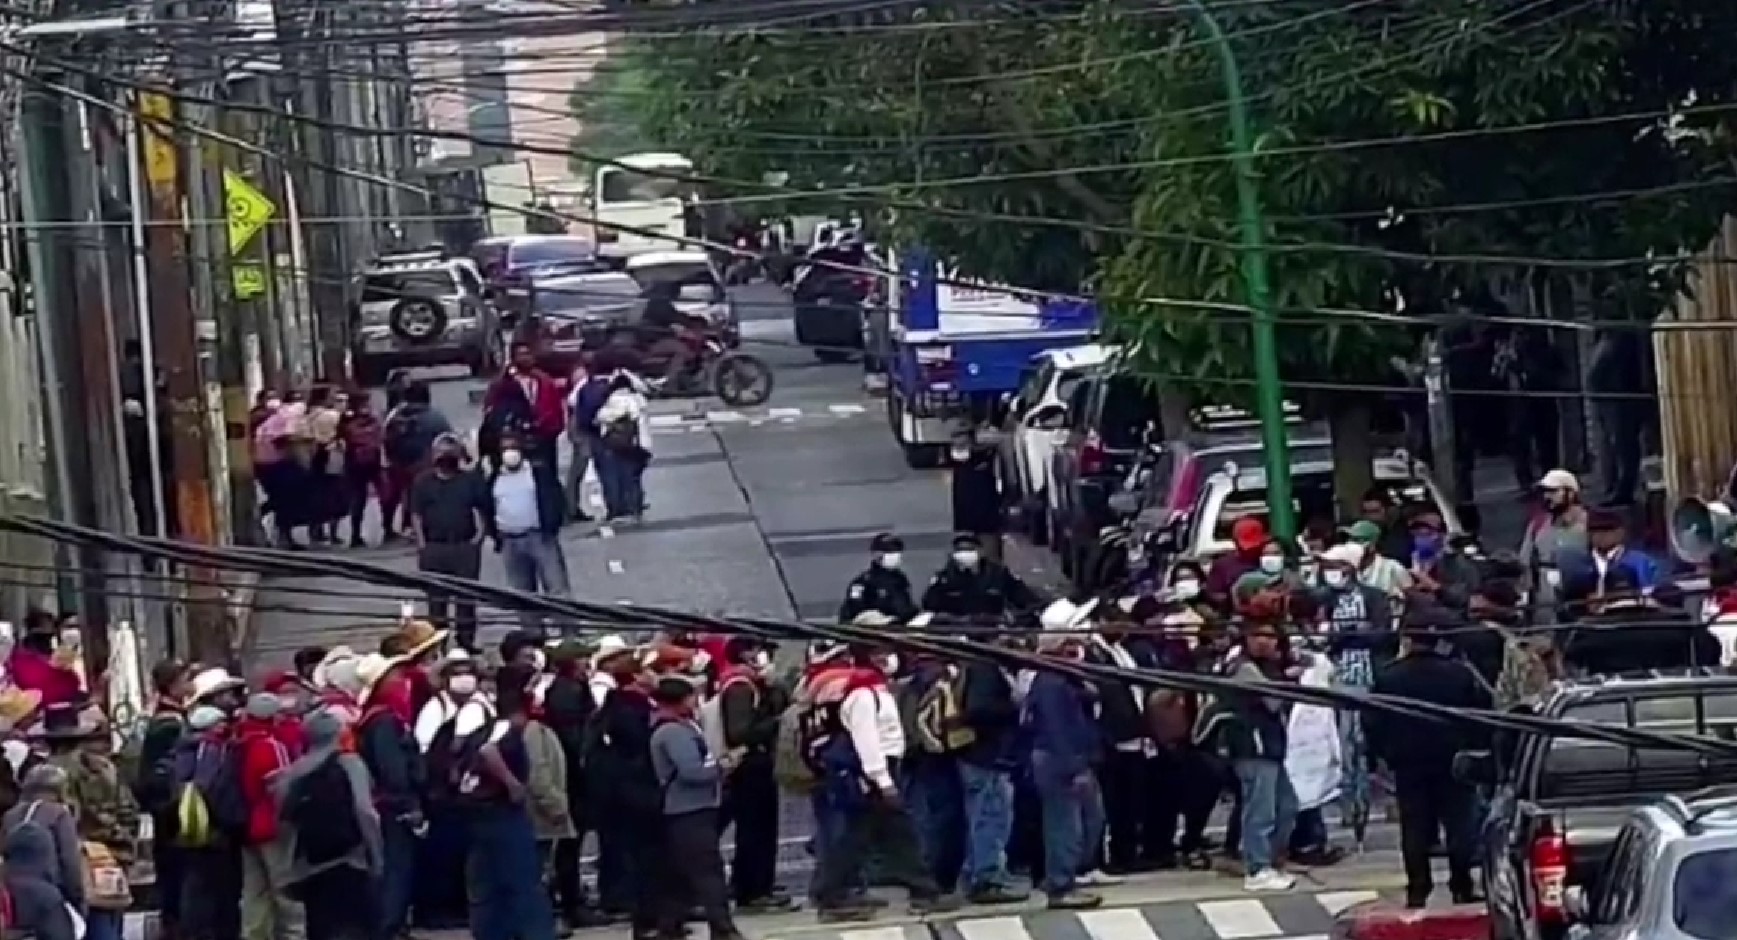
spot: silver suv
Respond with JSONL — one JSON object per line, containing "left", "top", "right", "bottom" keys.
{"left": 1564, "top": 787, "right": 1737, "bottom": 940}
{"left": 352, "top": 249, "right": 501, "bottom": 384}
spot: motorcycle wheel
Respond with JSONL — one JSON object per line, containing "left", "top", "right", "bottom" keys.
{"left": 712, "top": 351, "right": 774, "bottom": 407}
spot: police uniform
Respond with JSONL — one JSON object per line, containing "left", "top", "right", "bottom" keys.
{"left": 921, "top": 535, "right": 1040, "bottom": 620}
{"left": 838, "top": 533, "right": 919, "bottom": 624}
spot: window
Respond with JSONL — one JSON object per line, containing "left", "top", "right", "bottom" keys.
{"left": 598, "top": 168, "right": 693, "bottom": 203}
{"left": 1011, "top": 364, "right": 1050, "bottom": 416}
{"left": 533, "top": 275, "right": 641, "bottom": 317}
{"left": 1054, "top": 369, "right": 1089, "bottom": 414}
{"left": 361, "top": 270, "right": 453, "bottom": 304}
{"left": 507, "top": 238, "right": 604, "bottom": 271}
{"left": 1674, "top": 848, "right": 1737, "bottom": 938}
{"left": 1589, "top": 828, "right": 1643, "bottom": 924}
{"left": 1095, "top": 374, "right": 1158, "bottom": 449}
{"left": 1066, "top": 378, "right": 1096, "bottom": 432}
{"left": 1140, "top": 450, "right": 1178, "bottom": 511}
{"left": 1540, "top": 692, "right": 1737, "bottom": 799}
{"left": 455, "top": 266, "right": 483, "bottom": 296}
{"left": 628, "top": 261, "right": 722, "bottom": 302}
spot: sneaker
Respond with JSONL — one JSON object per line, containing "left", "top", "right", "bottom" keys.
{"left": 967, "top": 885, "right": 1030, "bottom": 905}
{"left": 1046, "top": 891, "right": 1104, "bottom": 910}
{"left": 1077, "top": 870, "right": 1124, "bottom": 887}
{"left": 1243, "top": 870, "right": 1296, "bottom": 892}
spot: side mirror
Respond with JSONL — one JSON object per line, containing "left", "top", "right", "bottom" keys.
{"left": 1108, "top": 491, "right": 1138, "bottom": 517}
{"left": 1453, "top": 750, "right": 1496, "bottom": 787}
{"left": 1028, "top": 404, "right": 1067, "bottom": 429}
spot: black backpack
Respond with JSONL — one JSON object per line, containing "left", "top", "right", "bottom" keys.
{"left": 383, "top": 407, "right": 421, "bottom": 464}
{"left": 284, "top": 757, "right": 362, "bottom": 866}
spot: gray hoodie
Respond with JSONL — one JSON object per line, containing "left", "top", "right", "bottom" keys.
{"left": 649, "top": 718, "right": 721, "bottom": 816}
{"left": 0, "top": 799, "right": 85, "bottom": 910}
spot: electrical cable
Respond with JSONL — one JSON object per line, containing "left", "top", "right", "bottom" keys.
{"left": 9, "top": 511, "right": 1737, "bottom": 757}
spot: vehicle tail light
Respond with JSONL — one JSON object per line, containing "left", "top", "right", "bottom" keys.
{"left": 1080, "top": 431, "right": 1108, "bottom": 476}
{"left": 1530, "top": 820, "right": 1568, "bottom": 923}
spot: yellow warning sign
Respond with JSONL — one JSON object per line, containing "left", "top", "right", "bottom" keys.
{"left": 233, "top": 263, "right": 267, "bottom": 300}
{"left": 223, "top": 169, "right": 275, "bottom": 253}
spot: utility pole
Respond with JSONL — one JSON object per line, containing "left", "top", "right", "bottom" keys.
{"left": 1424, "top": 333, "right": 1459, "bottom": 507}
{"left": 214, "top": 78, "right": 272, "bottom": 545}
{"left": 1182, "top": 0, "right": 1294, "bottom": 539}
{"left": 136, "top": 87, "right": 226, "bottom": 663}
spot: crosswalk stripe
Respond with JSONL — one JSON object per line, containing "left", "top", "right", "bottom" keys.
{"left": 956, "top": 915, "right": 1035, "bottom": 940}
{"left": 837, "top": 928, "right": 922, "bottom": 940}
{"left": 1198, "top": 899, "right": 1284, "bottom": 939}
{"left": 1080, "top": 908, "right": 1163, "bottom": 940}
{"left": 1314, "top": 890, "right": 1381, "bottom": 916}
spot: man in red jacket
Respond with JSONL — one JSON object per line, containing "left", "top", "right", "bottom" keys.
{"left": 7, "top": 610, "right": 83, "bottom": 707}
{"left": 235, "top": 693, "right": 305, "bottom": 940}
{"left": 482, "top": 341, "right": 566, "bottom": 467}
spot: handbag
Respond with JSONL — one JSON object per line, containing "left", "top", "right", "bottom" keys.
{"left": 81, "top": 840, "right": 133, "bottom": 910}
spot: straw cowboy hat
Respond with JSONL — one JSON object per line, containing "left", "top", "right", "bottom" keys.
{"left": 589, "top": 635, "right": 636, "bottom": 671}
{"left": 1039, "top": 598, "right": 1100, "bottom": 633}
{"left": 188, "top": 667, "right": 246, "bottom": 703}
{"left": 391, "top": 620, "right": 450, "bottom": 661}
{"left": 0, "top": 687, "right": 42, "bottom": 730}
{"left": 354, "top": 653, "right": 408, "bottom": 707}
{"left": 311, "top": 646, "right": 358, "bottom": 689}
{"left": 27, "top": 702, "right": 105, "bottom": 741}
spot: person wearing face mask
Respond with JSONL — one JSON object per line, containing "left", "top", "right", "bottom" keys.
{"left": 486, "top": 430, "right": 573, "bottom": 635}
{"left": 1025, "top": 633, "right": 1106, "bottom": 910}
{"left": 921, "top": 534, "right": 1040, "bottom": 622}
{"left": 541, "top": 641, "right": 607, "bottom": 929}
{"left": 1164, "top": 560, "right": 1210, "bottom": 615}
{"left": 1206, "top": 518, "right": 1271, "bottom": 611}
{"left": 1342, "top": 521, "right": 1414, "bottom": 598}
{"left": 709, "top": 639, "right": 792, "bottom": 912}
{"left": 584, "top": 647, "right": 661, "bottom": 934}
{"left": 1403, "top": 509, "right": 1479, "bottom": 597}
{"left": 839, "top": 533, "right": 919, "bottom": 624}
{"left": 408, "top": 651, "right": 486, "bottom": 932}
{"left": 1559, "top": 507, "right": 1660, "bottom": 602}
{"left": 649, "top": 678, "right": 747, "bottom": 940}
{"left": 1310, "top": 543, "right": 1392, "bottom": 855}
{"left": 948, "top": 436, "right": 1006, "bottom": 563}
{"left": 7, "top": 611, "right": 81, "bottom": 708}
{"left": 409, "top": 435, "right": 491, "bottom": 652}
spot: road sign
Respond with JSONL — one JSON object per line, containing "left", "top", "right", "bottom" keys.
{"left": 223, "top": 169, "right": 275, "bottom": 253}
{"left": 232, "top": 263, "right": 267, "bottom": 300}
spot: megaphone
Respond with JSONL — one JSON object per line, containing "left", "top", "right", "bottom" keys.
{"left": 1671, "top": 496, "right": 1737, "bottom": 563}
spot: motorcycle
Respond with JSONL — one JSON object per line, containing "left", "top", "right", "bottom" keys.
{"left": 645, "top": 329, "right": 775, "bottom": 407}
{"left": 724, "top": 236, "right": 761, "bottom": 285}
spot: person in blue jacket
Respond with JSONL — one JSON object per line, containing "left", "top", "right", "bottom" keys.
{"left": 1558, "top": 507, "right": 1663, "bottom": 610}
{"left": 1023, "top": 633, "right": 1106, "bottom": 911}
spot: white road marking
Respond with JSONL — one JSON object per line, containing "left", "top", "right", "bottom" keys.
{"left": 750, "top": 419, "right": 766, "bottom": 427}
{"left": 955, "top": 917, "right": 1032, "bottom": 940}
{"left": 767, "top": 407, "right": 803, "bottom": 419}
{"left": 1314, "top": 890, "right": 1381, "bottom": 916}
{"left": 780, "top": 417, "right": 798, "bottom": 424}
{"left": 647, "top": 414, "right": 690, "bottom": 429}
{"left": 829, "top": 402, "right": 868, "bottom": 415}
{"left": 598, "top": 526, "right": 615, "bottom": 539}
{"left": 1079, "top": 908, "right": 1160, "bottom": 940}
{"left": 607, "top": 560, "right": 625, "bottom": 574}
{"left": 832, "top": 928, "right": 915, "bottom": 940}
{"left": 1198, "top": 899, "right": 1283, "bottom": 939}
{"left": 705, "top": 410, "right": 746, "bottom": 423}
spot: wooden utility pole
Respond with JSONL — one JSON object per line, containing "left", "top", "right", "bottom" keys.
{"left": 136, "top": 88, "right": 226, "bottom": 663}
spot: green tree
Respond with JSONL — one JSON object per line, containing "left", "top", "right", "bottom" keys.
{"left": 568, "top": 52, "right": 664, "bottom": 169}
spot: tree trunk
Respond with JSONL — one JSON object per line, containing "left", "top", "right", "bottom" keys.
{"left": 1328, "top": 396, "right": 1377, "bottom": 523}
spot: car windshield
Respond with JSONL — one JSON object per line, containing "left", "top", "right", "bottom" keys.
{"left": 507, "top": 239, "right": 604, "bottom": 271}
{"left": 533, "top": 276, "right": 640, "bottom": 317}
{"left": 630, "top": 261, "right": 722, "bottom": 302}
{"left": 598, "top": 168, "right": 694, "bottom": 203}
{"left": 361, "top": 270, "right": 452, "bottom": 304}
{"left": 1676, "top": 848, "right": 1737, "bottom": 939}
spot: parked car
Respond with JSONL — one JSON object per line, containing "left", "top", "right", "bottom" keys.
{"left": 996, "top": 343, "right": 1117, "bottom": 546}
{"left": 473, "top": 234, "right": 613, "bottom": 332}
{"left": 1462, "top": 672, "right": 1737, "bottom": 940}
{"left": 793, "top": 239, "right": 876, "bottom": 362}
{"left": 524, "top": 270, "right": 644, "bottom": 374}
{"left": 624, "top": 251, "right": 739, "bottom": 347}
{"left": 350, "top": 249, "right": 499, "bottom": 385}
{"left": 1045, "top": 365, "right": 1163, "bottom": 580}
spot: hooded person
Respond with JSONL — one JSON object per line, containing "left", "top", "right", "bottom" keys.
{"left": 351, "top": 654, "right": 424, "bottom": 940}
{"left": 2, "top": 763, "right": 84, "bottom": 940}
{"left": 234, "top": 694, "right": 305, "bottom": 940}
{"left": 274, "top": 709, "right": 382, "bottom": 940}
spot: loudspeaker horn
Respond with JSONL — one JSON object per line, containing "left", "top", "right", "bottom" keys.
{"left": 1671, "top": 496, "right": 1737, "bottom": 564}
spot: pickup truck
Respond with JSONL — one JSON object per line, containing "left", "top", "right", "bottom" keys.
{"left": 1462, "top": 671, "right": 1737, "bottom": 940}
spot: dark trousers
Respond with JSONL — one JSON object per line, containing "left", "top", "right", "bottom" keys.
{"left": 903, "top": 758, "right": 966, "bottom": 894}
{"left": 1145, "top": 747, "right": 1218, "bottom": 859}
{"left": 552, "top": 834, "right": 588, "bottom": 921}
{"left": 1007, "top": 777, "right": 1045, "bottom": 882}
{"left": 180, "top": 845, "right": 242, "bottom": 940}
{"left": 418, "top": 540, "right": 482, "bottom": 649}
{"left": 299, "top": 866, "right": 379, "bottom": 940}
{"left": 1395, "top": 771, "right": 1477, "bottom": 904}
{"left": 413, "top": 804, "right": 470, "bottom": 928}
{"left": 1099, "top": 749, "right": 1147, "bottom": 870}
{"left": 380, "top": 815, "right": 418, "bottom": 940}
{"left": 468, "top": 809, "right": 557, "bottom": 940}
{"left": 345, "top": 460, "right": 383, "bottom": 540}
{"left": 597, "top": 807, "right": 659, "bottom": 929}
{"left": 813, "top": 797, "right": 941, "bottom": 909}
{"left": 595, "top": 447, "right": 647, "bottom": 520}
{"left": 658, "top": 809, "right": 739, "bottom": 937}
{"left": 152, "top": 824, "right": 185, "bottom": 934}
{"left": 718, "top": 761, "right": 780, "bottom": 903}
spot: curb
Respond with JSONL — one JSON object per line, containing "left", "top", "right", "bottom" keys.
{"left": 1332, "top": 901, "right": 1488, "bottom": 940}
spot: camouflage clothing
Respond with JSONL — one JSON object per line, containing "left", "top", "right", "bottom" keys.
{"left": 1495, "top": 634, "right": 1560, "bottom": 710}
{"left": 48, "top": 750, "right": 141, "bottom": 866}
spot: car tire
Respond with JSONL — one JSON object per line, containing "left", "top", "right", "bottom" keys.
{"left": 388, "top": 298, "right": 447, "bottom": 343}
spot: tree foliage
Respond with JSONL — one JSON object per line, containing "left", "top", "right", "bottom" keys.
{"left": 613, "top": 0, "right": 1737, "bottom": 412}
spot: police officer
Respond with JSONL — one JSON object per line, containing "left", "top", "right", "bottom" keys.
{"left": 839, "top": 532, "right": 920, "bottom": 623}
{"left": 921, "top": 533, "right": 1041, "bottom": 621}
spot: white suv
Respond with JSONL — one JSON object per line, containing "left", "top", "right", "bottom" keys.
{"left": 997, "top": 343, "right": 1116, "bottom": 545}
{"left": 352, "top": 250, "right": 501, "bottom": 385}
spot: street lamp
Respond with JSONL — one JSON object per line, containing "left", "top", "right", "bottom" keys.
{"left": 1183, "top": 0, "right": 1295, "bottom": 538}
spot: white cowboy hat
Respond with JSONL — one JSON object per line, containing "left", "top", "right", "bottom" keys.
{"left": 851, "top": 611, "right": 896, "bottom": 627}
{"left": 907, "top": 612, "right": 935, "bottom": 628}
{"left": 354, "top": 653, "right": 408, "bottom": 706}
{"left": 589, "top": 635, "right": 634, "bottom": 670}
{"left": 1039, "top": 598, "right": 1100, "bottom": 633}
{"left": 310, "top": 646, "right": 357, "bottom": 690}
{"left": 189, "top": 667, "right": 245, "bottom": 702}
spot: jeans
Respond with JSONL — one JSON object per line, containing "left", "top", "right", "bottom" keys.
{"left": 594, "top": 447, "right": 645, "bottom": 520}
{"left": 499, "top": 531, "right": 572, "bottom": 631}
{"left": 380, "top": 815, "right": 419, "bottom": 940}
{"left": 903, "top": 759, "right": 965, "bottom": 893}
{"left": 1032, "top": 753, "right": 1105, "bottom": 898}
{"left": 958, "top": 761, "right": 1015, "bottom": 891}
{"left": 811, "top": 797, "right": 941, "bottom": 908}
{"left": 564, "top": 431, "right": 595, "bottom": 512}
{"left": 468, "top": 809, "right": 558, "bottom": 940}
{"left": 85, "top": 911, "right": 123, "bottom": 940}
{"left": 418, "top": 540, "right": 483, "bottom": 649}
{"left": 1290, "top": 806, "right": 1328, "bottom": 854}
{"left": 807, "top": 792, "right": 865, "bottom": 904}
{"left": 1233, "top": 758, "right": 1299, "bottom": 875}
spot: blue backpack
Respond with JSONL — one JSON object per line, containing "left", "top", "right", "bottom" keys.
{"left": 182, "top": 739, "right": 249, "bottom": 842}
{"left": 571, "top": 378, "right": 613, "bottom": 430}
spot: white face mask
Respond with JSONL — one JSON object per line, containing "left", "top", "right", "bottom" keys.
{"left": 952, "top": 550, "right": 980, "bottom": 568}
{"left": 1171, "top": 579, "right": 1201, "bottom": 600}
{"left": 881, "top": 655, "right": 900, "bottom": 675}
{"left": 448, "top": 675, "right": 478, "bottom": 695}
{"left": 529, "top": 649, "right": 548, "bottom": 672}
{"left": 950, "top": 449, "right": 971, "bottom": 462}
{"left": 750, "top": 651, "right": 771, "bottom": 671}
{"left": 1259, "top": 555, "right": 1285, "bottom": 575}
{"left": 264, "top": 398, "right": 282, "bottom": 411}
{"left": 1323, "top": 569, "right": 1349, "bottom": 589}
{"left": 877, "top": 552, "right": 903, "bottom": 570}
{"left": 501, "top": 449, "right": 524, "bottom": 469}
